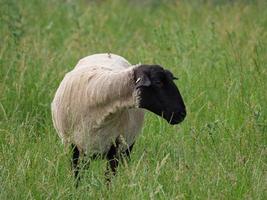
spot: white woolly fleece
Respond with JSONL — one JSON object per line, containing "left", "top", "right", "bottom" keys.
{"left": 51, "top": 53, "right": 144, "bottom": 155}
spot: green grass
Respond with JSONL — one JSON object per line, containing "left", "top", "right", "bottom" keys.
{"left": 0, "top": 0, "right": 266, "bottom": 199}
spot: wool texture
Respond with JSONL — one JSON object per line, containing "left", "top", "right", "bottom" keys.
{"left": 51, "top": 53, "right": 144, "bottom": 154}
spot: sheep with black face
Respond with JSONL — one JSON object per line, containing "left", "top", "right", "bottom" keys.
{"left": 51, "top": 53, "right": 186, "bottom": 184}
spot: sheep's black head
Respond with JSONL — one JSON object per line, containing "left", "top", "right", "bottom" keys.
{"left": 134, "top": 65, "right": 186, "bottom": 125}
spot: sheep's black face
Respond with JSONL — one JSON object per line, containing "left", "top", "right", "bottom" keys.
{"left": 134, "top": 65, "right": 186, "bottom": 125}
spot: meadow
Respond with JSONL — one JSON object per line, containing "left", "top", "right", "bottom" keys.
{"left": 0, "top": 0, "right": 266, "bottom": 199}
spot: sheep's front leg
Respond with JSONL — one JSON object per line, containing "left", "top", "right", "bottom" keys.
{"left": 105, "top": 142, "right": 135, "bottom": 184}
{"left": 124, "top": 142, "right": 135, "bottom": 160}
{"left": 105, "top": 143, "right": 119, "bottom": 183}
{"left": 71, "top": 144, "right": 81, "bottom": 186}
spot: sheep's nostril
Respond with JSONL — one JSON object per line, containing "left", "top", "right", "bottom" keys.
{"left": 167, "top": 111, "right": 186, "bottom": 125}
{"left": 180, "top": 110, "right": 186, "bottom": 119}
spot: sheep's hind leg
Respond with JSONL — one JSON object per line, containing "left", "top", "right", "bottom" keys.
{"left": 71, "top": 144, "right": 81, "bottom": 187}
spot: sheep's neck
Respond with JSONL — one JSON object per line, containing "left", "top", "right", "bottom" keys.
{"left": 89, "top": 67, "right": 136, "bottom": 109}
{"left": 104, "top": 68, "right": 136, "bottom": 109}
{"left": 90, "top": 68, "right": 137, "bottom": 128}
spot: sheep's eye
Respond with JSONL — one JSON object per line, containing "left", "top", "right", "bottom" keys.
{"left": 154, "top": 80, "right": 163, "bottom": 87}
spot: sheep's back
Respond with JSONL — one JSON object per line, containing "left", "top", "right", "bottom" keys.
{"left": 75, "top": 53, "right": 131, "bottom": 71}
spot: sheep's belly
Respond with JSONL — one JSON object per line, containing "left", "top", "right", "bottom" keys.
{"left": 74, "top": 109, "right": 144, "bottom": 155}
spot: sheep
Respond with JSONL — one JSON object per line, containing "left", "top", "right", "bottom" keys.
{"left": 51, "top": 53, "right": 186, "bottom": 184}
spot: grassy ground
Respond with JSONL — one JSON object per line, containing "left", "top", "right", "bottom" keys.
{"left": 0, "top": 0, "right": 266, "bottom": 199}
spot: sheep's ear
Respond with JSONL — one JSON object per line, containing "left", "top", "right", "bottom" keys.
{"left": 135, "top": 74, "right": 151, "bottom": 88}
{"left": 165, "top": 69, "right": 178, "bottom": 80}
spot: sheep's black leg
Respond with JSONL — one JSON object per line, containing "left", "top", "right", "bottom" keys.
{"left": 105, "top": 141, "right": 120, "bottom": 183}
{"left": 71, "top": 144, "right": 80, "bottom": 186}
{"left": 124, "top": 142, "right": 135, "bottom": 160}
{"left": 105, "top": 141, "right": 135, "bottom": 184}
{"left": 105, "top": 138, "right": 125, "bottom": 185}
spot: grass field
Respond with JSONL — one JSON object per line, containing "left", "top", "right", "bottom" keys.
{"left": 0, "top": 0, "right": 266, "bottom": 199}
